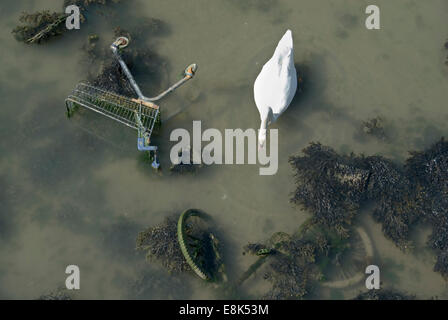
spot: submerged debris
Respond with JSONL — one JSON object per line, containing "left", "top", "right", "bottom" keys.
{"left": 240, "top": 228, "right": 360, "bottom": 300}
{"left": 360, "top": 117, "right": 388, "bottom": 141}
{"left": 177, "top": 209, "right": 226, "bottom": 282}
{"left": 241, "top": 232, "right": 320, "bottom": 299}
{"left": 136, "top": 211, "right": 225, "bottom": 282}
{"left": 12, "top": 11, "right": 68, "bottom": 44}
{"left": 320, "top": 226, "right": 374, "bottom": 289}
{"left": 241, "top": 225, "right": 374, "bottom": 299}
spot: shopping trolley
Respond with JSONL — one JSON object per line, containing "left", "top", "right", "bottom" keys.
{"left": 65, "top": 37, "right": 197, "bottom": 168}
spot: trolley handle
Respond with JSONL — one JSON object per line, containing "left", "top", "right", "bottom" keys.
{"left": 111, "top": 37, "right": 198, "bottom": 103}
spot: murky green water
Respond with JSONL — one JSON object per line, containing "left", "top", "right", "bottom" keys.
{"left": 1, "top": 0, "right": 448, "bottom": 299}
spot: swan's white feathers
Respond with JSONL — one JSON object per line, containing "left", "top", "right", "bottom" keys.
{"left": 254, "top": 29, "right": 298, "bottom": 126}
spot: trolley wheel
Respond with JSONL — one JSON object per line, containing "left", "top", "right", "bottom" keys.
{"left": 113, "top": 37, "right": 129, "bottom": 50}
{"left": 321, "top": 227, "right": 374, "bottom": 289}
{"left": 184, "top": 64, "right": 198, "bottom": 78}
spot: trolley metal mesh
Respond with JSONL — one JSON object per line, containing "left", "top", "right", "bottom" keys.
{"left": 65, "top": 82, "right": 160, "bottom": 135}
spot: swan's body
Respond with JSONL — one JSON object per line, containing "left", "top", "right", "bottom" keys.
{"left": 254, "top": 29, "right": 297, "bottom": 148}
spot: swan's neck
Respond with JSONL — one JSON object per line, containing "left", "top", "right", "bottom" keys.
{"left": 258, "top": 113, "right": 268, "bottom": 148}
{"left": 260, "top": 112, "right": 269, "bottom": 131}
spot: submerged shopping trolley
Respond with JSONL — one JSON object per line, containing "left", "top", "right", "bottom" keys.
{"left": 65, "top": 37, "right": 197, "bottom": 168}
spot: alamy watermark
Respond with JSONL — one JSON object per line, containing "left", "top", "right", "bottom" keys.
{"left": 63, "top": 4, "right": 380, "bottom": 31}
{"left": 365, "top": 265, "right": 380, "bottom": 290}
{"left": 65, "top": 5, "right": 80, "bottom": 30}
{"left": 65, "top": 265, "right": 80, "bottom": 290}
{"left": 170, "top": 121, "right": 278, "bottom": 176}
{"left": 365, "top": 5, "right": 381, "bottom": 30}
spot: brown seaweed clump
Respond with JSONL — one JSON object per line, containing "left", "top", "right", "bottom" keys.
{"left": 289, "top": 143, "right": 420, "bottom": 249}
{"left": 12, "top": 1, "right": 124, "bottom": 44}
{"left": 136, "top": 215, "right": 189, "bottom": 273}
{"left": 366, "top": 156, "right": 419, "bottom": 250}
{"left": 291, "top": 138, "right": 448, "bottom": 278}
{"left": 406, "top": 138, "right": 448, "bottom": 277}
{"left": 354, "top": 289, "right": 415, "bottom": 300}
{"left": 241, "top": 231, "right": 328, "bottom": 299}
{"left": 241, "top": 225, "right": 376, "bottom": 299}
{"left": 136, "top": 213, "right": 225, "bottom": 281}
{"left": 91, "top": 58, "right": 137, "bottom": 97}
{"left": 12, "top": 11, "right": 68, "bottom": 44}
{"left": 289, "top": 143, "right": 370, "bottom": 237}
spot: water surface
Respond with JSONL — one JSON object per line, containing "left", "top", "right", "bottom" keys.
{"left": 1, "top": 0, "right": 448, "bottom": 299}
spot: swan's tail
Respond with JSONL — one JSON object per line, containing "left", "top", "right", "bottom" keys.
{"left": 273, "top": 29, "right": 293, "bottom": 59}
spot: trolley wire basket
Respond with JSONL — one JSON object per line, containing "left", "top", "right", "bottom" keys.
{"left": 65, "top": 82, "right": 160, "bottom": 133}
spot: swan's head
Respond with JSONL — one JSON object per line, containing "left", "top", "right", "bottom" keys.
{"left": 258, "top": 128, "right": 267, "bottom": 150}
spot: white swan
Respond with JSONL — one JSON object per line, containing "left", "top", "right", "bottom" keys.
{"left": 254, "top": 29, "right": 298, "bottom": 149}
